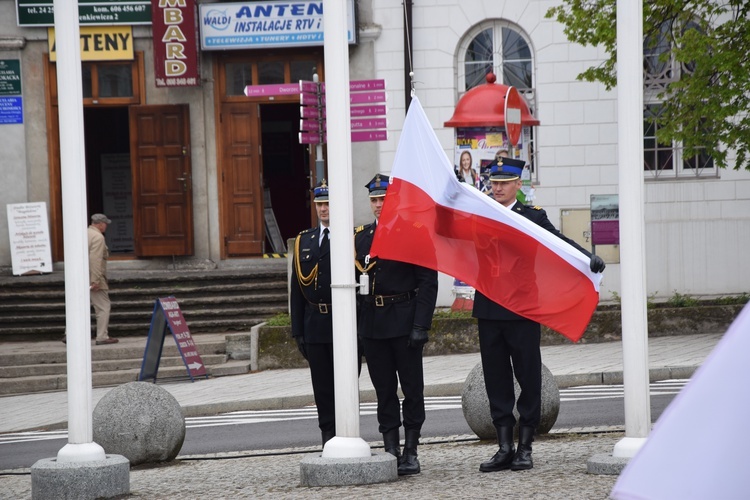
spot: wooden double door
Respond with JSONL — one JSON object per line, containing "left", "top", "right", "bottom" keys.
{"left": 49, "top": 103, "right": 194, "bottom": 260}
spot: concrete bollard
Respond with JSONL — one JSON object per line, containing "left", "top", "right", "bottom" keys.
{"left": 93, "top": 381, "right": 185, "bottom": 465}
{"left": 461, "top": 362, "right": 560, "bottom": 439}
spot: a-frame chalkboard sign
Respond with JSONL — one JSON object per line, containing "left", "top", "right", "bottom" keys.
{"left": 139, "top": 296, "right": 208, "bottom": 382}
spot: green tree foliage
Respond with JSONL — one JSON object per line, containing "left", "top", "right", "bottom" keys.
{"left": 546, "top": 0, "right": 750, "bottom": 170}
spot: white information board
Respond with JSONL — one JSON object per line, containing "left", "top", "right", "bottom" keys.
{"left": 7, "top": 202, "right": 53, "bottom": 275}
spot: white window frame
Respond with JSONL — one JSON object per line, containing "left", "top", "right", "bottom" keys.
{"left": 643, "top": 20, "right": 715, "bottom": 180}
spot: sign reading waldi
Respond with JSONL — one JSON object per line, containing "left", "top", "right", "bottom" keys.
{"left": 199, "top": 0, "right": 356, "bottom": 50}
{"left": 16, "top": 0, "right": 151, "bottom": 27}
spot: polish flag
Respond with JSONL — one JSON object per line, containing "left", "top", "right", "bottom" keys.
{"left": 370, "top": 97, "right": 602, "bottom": 342}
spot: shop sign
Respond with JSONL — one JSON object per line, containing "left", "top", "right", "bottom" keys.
{"left": 16, "top": 0, "right": 151, "bottom": 26}
{"left": 48, "top": 26, "right": 134, "bottom": 62}
{"left": 199, "top": 0, "right": 356, "bottom": 50}
{"left": 0, "top": 60, "right": 22, "bottom": 96}
{"left": 0, "top": 97, "right": 23, "bottom": 124}
{"left": 151, "top": 0, "right": 200, "bottom": 87}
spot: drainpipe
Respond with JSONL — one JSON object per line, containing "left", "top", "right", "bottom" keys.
{"left": 403, "top": 0, "right": 413, "bottom": 113}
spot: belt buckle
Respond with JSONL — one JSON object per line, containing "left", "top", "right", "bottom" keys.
{"left": 375, "top": 295, "right": 384, "bottom": 307}
{"left": 319, "top": 303, "right": 329, "bottom": 314}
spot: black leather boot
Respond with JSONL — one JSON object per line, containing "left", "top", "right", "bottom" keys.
{"left": 511, "top": 426, "right": 535, "bottom": 470}
{"left": 398, "top": 429, "right": 421, "bottom": 475}
{"left": 321, "top": 430, "right": 335, "bottom": 447}
{"left": 382, "top": 428, "right": 401, "bottom": 459}
{"left": 479, "top": 426, "right": 515, "bottom": 472}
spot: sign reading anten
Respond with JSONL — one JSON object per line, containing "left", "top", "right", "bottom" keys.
{"left": 199, "top": 0, "right": 356, "bottom": 50}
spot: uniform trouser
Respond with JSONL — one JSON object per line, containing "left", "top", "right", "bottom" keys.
{"left": 90, "top": 288, "right": 111, "bottom": 341}
{"left": 306, "top": 343, "right": 335, "bottom": 434}
{"left": 477, "top": 318, "right": 542, "bottom": 429}
{"left": 362, "top": 336, "right": 425, "bottom": 434}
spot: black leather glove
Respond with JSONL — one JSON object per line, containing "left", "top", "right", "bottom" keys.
{"left": 590, "top": 254, "right": 606, "bottom": 273}
{"left": 294, "top": 336, "right": 307, "bottom": 360}
{"left": 407, "top": 328, "right": 429, "bottom": 349}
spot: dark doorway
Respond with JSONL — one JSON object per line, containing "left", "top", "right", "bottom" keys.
{"left": 260, "top": 103, "right": 312, "bottom": 246}
{"left": 84, "top": 106, "right": 134, "bottom": 254}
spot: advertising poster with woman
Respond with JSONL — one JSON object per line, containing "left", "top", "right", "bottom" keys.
{"left": 451, "top": 126, "right": 533, "bottom": 306}
{"left": 454, "top": 127, "right": 529, "bottom": 195}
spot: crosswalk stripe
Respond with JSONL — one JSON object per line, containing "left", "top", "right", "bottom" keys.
{"left": 0, "top": 381, "right": 688, "bottom": 444}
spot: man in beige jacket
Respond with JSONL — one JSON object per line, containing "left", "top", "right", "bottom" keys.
{"left": 89, "top": 213, "right": 118, "bottom": 345}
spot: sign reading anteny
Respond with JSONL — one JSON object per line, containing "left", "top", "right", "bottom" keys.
{"left": 199, "top": 0, "right": 356, "bottom": 50}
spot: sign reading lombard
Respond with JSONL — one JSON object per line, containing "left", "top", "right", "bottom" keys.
{"left": 199, "top": 0, "right": 356, "bottom": 50}
{"left": 16, "top": 0, "right": 151, "bottom": 27}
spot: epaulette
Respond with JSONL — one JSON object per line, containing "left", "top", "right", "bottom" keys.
{"left": 528, "top": 205, "right": 543, "bottom": 211}
{"left": 354, "top": 225, "right": 367, "bottom": 234}
{"left": 299, "top": 227, "right": 316, "bottom": 235}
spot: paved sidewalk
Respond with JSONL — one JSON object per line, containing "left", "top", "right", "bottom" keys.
{"left": 0, "top": 333, "right": 722, "bottom": 434}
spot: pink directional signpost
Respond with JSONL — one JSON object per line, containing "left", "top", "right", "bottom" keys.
{"left": 244, "top": 79, "right": 388, "bottom": 145}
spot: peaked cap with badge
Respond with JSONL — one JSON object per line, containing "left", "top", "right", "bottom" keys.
{"left": 365, "top": 174, "right": 390, "bottom": 198}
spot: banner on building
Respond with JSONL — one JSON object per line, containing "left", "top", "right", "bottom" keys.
{"left": 7, "top": 202, "right": 53, "bottom": 276}
{"left": 199, "top": 0, "right": 356, "bottom": 50}
{"left": 151, "top": 0, "right": 200, "bottom": 87}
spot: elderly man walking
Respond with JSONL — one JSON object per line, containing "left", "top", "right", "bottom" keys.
{"left": 89, "top": 213, "right": 118, "bottom": 345}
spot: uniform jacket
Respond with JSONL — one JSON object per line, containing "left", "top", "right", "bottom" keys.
{"left": 88, "top": 225, "right": 109, "bottom": 291}
{"left": 472, "top": 201, "right": 592, "bottom": 321}
{"left": 355, "top": 221, "right": 438, "bottom": 339}
{"left": 290, "top": 226, "right": 333, "bottom": 343}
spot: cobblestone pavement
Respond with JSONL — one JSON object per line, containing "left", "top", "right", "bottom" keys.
{"left": 0, "top": 433, "right": 621, "bottom": 499}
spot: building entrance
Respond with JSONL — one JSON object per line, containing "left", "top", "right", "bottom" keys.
{"left": 83, "top": 106, "right": 134, "bottom": 254}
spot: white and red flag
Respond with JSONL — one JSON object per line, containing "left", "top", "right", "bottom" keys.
{"left": 370, "top": 97, "right": 602, "bottom": 342}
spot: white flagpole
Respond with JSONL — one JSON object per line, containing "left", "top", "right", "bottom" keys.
{"left": 321, "top": 0, "right": 370, "bottom": 458}
{"left": 614, "top": 0, "right": 651, "bottom": 457}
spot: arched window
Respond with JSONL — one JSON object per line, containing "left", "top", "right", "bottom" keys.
{"left": 456, "top": 22, "right": 537, "bottom": 183}
{"left": 457, "top": 21, "right": 534, "bottom": 106}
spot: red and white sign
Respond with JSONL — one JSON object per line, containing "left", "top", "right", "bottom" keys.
{"left": 504, "top": 86, "right": 523, "bottom": 146}
{"left": 151, "top": 0, "right": 200, "bottom": 87}
{"left": 159, "top": 297, "right": 207, "bottom": 378}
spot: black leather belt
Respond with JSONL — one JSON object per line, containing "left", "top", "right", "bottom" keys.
{"left": 363, "top": 290, "right": 417, "bottom": 307}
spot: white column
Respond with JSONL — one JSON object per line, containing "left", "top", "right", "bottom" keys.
{"left": 53, "top": 0, "right": 106, "bottom": 462}
{"left": 614, "top": 0, "right": 651, "bottom": 458}
{"left": 321, "top": 0, "right": 370, "bottom": 458}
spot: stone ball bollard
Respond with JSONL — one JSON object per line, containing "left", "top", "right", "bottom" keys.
{"left": 461, "top": 362, "right": 560, "bottom": 439}
{"left": 93, "top": 381, "right": 186, "bottom": 466}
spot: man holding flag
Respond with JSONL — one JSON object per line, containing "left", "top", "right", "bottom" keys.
{"left": 369, "top": 96, "right": 606, "bottom": 473}
{"left": 474, "top": 159, "right": 606, "bottom": 473}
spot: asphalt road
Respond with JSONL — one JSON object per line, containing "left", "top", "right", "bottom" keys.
{"left": 0, "top": 381, "right": 686, "bottom": 470}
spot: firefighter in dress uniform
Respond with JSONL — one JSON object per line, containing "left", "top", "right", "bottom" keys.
{"left": 355, "top": 174, "right": 438, "bottom": 475}
{"left": 473, "top": 158, "right": 606, "bottom": 472}
{"left": 290, "top": 180, "right": 337, "bottom": 446}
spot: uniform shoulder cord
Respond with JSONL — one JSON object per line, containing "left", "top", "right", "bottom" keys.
{"left": 294, "top": 234, "right": 318, "bottom": 287}
{"left": 354, "top": 234, "right": 376, "bottom": 274}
